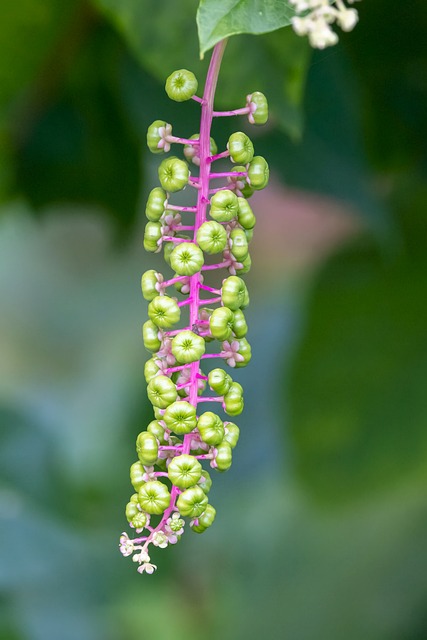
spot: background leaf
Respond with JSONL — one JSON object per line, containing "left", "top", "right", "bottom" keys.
{"left": 197, "top": 0, "right": 296, "bottom": 57}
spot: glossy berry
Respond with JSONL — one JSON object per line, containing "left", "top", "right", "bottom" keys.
{"left": 147, "top": 120, "right": 171, "bottom": 154}
{"left": 215, "top": 441, "right": 233, "bottom": 471}
{"left": 209, "top": 189, "right": 239, "bottom": 222}
{"left": 130, "top": 461, "right": 146, "bottom": 491}
{"left": 158, "top": 156, "right": 189, "bottom": 192}
{"left": 168, "top": 454, "right": 202, "bottom": 489}
{"left": 141, "top": 270, "right": 160, "bottom": 301}
{"left": 138, "top": 481, "right": 171, "bottom": 515}
{"left": 170, "top": 242, "right": 204, "bottom": 276}
{"left": 208, "top": 368, "right": 232, "bottom": 395}
{"left": 247, "top": 91, "right": 269, "bottom": 125}
{"left": 237, "top": 197, "right": 256, "bottom": 229}
{"left": 176, "top": 485, "right": 208, "bottom": 518}
{"left": 247, "top": 156, "right": 269, "bottom": 190}
{"left": 145, "top": 187, "right": 166, "bottom": 221}
{"left": 228, "top": 131, "right": 254, "bottom": 164}
{"left": 221, "top": 276, "right": 247, "bottom": 311}
{"left": 209, "top": 306, "right": 234, "bottom": 341}
{"left": 147, "top": 375, "right": 177, "bottom": 409}
{"left": 229, "top": 228, "right": 248, "bottom": 261}
{"left": 171, "top": 330, "right": 206, "bottom": 364}
{"left": 136, "top": 431, "right": 159, "bottom": 465}
{"left": 142, "top": 320, "right": 162, "bottom": 352}
{"left": 197, "top": 411, "right": 224, "bottom": 446}
{"left": 191, "top": 504, "right": 216, "bottom": 533}
{"left": 196, "top": 220, "right": 227, "bottom": 254}
{"left": 163, "top": 401, "right": 197, "bottom": 435}
{"left": 165, "top": 69, "right": 198, "bottom": 102}
{"left": 148, "top": 295, "right": 181, "bottom": 329}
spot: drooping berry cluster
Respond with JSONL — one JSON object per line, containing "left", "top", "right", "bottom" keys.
{"left": 120, "top": 41, "right": 269, "bottom": 575}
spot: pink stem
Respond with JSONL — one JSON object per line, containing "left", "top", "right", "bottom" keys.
{"left": 201, "top": 353, "right": 223, "bottom": 359}
{"left": 191, "top": 95, "right": 205, "bottom": 104}
{"left": 202, "top": 260, "right": 231, "bottom": 271}
{"left": 167, "top": 135, "right": 200, "bottom": 145}
{"left": 173, "top": 225, "right": 195, "bottom": 231}
{"left": 208, "top": 150, "right": 230, "bottom": 162}
{"left": 166, "top": 204, "right": 198, "bottom": 212}
{"left": 198, "top": 296, "right": 221, "bottom": 305}
{"left": 212, "top": 106, "right": 250, "bottom": 117}
{"left": 164, "top": 364, "right": 190, "bottom": 374}
{"left": 161, "top": 275, "right": 188, "bottom": 287}
{"left": 210, "top": 171, "right": 247, "bottom": 178}
{"left": 199, "top": 284, "right": 221, "bottom": 294}
{"left": 162, "top": 236, "right": 191, "bottom": 243}
{"left": 188, "top": 178, "right": 201, "bottom": 189}
{"left": 196, "top": 396, "right": 223, "bottom": 403}
{"left": 209, "top": 186, "right": 234, "bottom": 194}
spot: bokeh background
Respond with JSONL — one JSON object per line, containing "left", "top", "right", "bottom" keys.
{"left": 1, "top": 1, "right": 427, "bottom": 639}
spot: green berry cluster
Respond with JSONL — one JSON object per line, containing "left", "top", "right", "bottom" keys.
{"left": 120, "top": 44, "right": 268, "bottom": 575}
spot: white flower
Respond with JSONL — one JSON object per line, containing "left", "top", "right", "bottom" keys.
{"left": 119, "top": 532, "right": 134, "bottom": 557}
{"left": 152, "top": 531, "right": 168, "bottom": 549}
{"left": 137, "top": 562, "right": 157, "bottom": 575}
{"left": 290, "top": 0, "right": 360, "bottom": 48}
{"left": 221, "top": 340, "right": 245, "bottom": 368}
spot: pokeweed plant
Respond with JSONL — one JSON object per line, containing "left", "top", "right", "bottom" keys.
{"left": 119, "top": 1, "right": 361, "bottom": 575}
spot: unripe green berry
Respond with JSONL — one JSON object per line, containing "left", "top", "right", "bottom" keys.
{"left": 237, "top": 197, "right": 256, "bottom": 229}
{"left": 184, "top": 134, "right": 217, "bottom": 165}
{"left": 144, "top": 222, "right": 162, "bottom": 252}
{"left": 142, "top": 320, "right": 161, "bottom": 352}
{"left": 145, "top": 187, "right": 166, "bottom": 221}
{"left": 173, "top": 273, "right": 190, "bottom": 294}
{"left": 170, "top": 242, "right": 204, "bottom": 276}
{"left": 209, "top": 306, "right": 234, "bottom": 341}
{"left": 221, "top": 276, "right": 247, "bottom": 311}
{"left": 198, "top": 469, "right": 213, "bottom": 494}
{"left": 138, "top": 480, "right": 171, "bottom": 515}
{"left": 247, "top": 156, "right": 269, "bottom": 190}
{"left": 215, "top": 441, "right": 233, "bottom": 471}
{"left": 144, "top": 357, "right": 160, "bottom": 382}
{"left": 147, "top": 120, "right": 170, "bottom": 154}
{"left": 197, "top": 411, "right": 225, "bottom": 446}
{"left": 210, "top": 189, "right": 239, "bottom": 222}
{"left": 235, "top": 253, "right": 252, "bottom": 275}
{"left": 148, "top": 295, "right": 181, "bottom": 329}
{"left": 147, "top": 419, "right": 167, "bottom": 444}
{"left": 229, "top": 228, "right": 249, "bottom": 261}
{"left": 147, "top": 375, "right": 177, "bottom": 409}
{"left": 131, "top": 511, "right": 148, "bottom": 529}
{"left": 168, "top": 454, "right": 202, "bottom": 489}
{"left": 165, "top": 69, "right": 198, "bottom": 102}
{"left": 234, "top": 337, "right": 252, "bottom": 368}
{"left": 224, "top": 421, "right": 240, "bottom": 448}
{"left": 141, "top": 270, "right": 160, "bottom": 301}
{"left": 176, "top": 485, "right": 208, "bottom": 518}
{"left": 158, "top": 156, "right": 189, "bottom": 192}
{"left": 192, "top": 503, "right": 216, "bottom": 533}
{"left": 171, "top": 330, "right": 206, "bottom": 363}
{"left": 163, "top": 400, "right": 197, "bottom": 435}
{"left": 247, "top": 91, "right": 269, "bottom": 125}
{"left": 244, "top": 228, "right": 254, "bottom": 243}
{"left": 228, "top": 131, "right": 254, "bottom": 164}
{"left": 125, "top": 500, "right": 139, "bottom": 521}
{"left": 136, "top": 431, "right": 159, "bottom": 465}
{"left": 130, "top": 461, "right": 146, "bottom": 491}
{"left": 223, "top": 382, "right": 244, "bottom": 416}
{"left": 196, "top": 221, "right": 227, "bottom": 254}
{"left": 229, "top": 166, "right": 255, "bottom": 198}
{"left": 163, "top": 235, "right": 189, "bottom": 265}
{"left": 232, "top": 309, "right": 248, "bottom": 338}
{"left": 208, "top": 368, "right": 232, "bottom": 395}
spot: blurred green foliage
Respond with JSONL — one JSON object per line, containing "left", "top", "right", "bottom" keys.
{"left": 1, "top": 0, "right": 427, "bottom": 639}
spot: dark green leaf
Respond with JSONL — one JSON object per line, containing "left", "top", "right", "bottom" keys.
{"left": 197, "top": 0, "right": 296, "bottom": 57}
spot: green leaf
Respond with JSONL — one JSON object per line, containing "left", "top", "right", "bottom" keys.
{"left": 288, "top": 184, "right": 427, "bottom": 504}
{"left": 197, "top": 0, "right": 296, "bottom": 58}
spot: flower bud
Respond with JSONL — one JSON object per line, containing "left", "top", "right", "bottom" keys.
{"left": 177, "top": 485, "right": 208, "bottom": 518}
{"left": 148, "top": 295, "right": 181, "bottom": 329}
{"left": 158, "top": 156, "right": 190, "bottom": 192}
{"left": 209, "top": 189, "right": 239, "bottom": 222}
{"left": 165, "top": 69, "right": 198, "bottom": 102}
{"left": 145, "top": 187, "right": 166, "bottom": 221}
{"left": 196, "top": 220, "right": 227, "bottom": 254}
{"left": 228, "top": 131, "right": 254, "bottom": 164}
{"left": 171, "top": 330, "right": 206, "bottom": 364}
{"left": 168, "top": 454, "right": 202, "bottom": 489}
{"left": 147, "top": 375, "right": 177, "bottom": 409}
{"left": 138, "top": 480, "right": 171, "bottom": 515}
{"left": 170, "top": 242, "right": 204, "bottom": 276}
{"left": 197, "top": 411, "right": 225, "bottom": 446}
{"left": 163, "top": 400, "right": 197, "bottom": 435}
{"left": 136, "top": 431, "right": 159, "bottom": 465}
